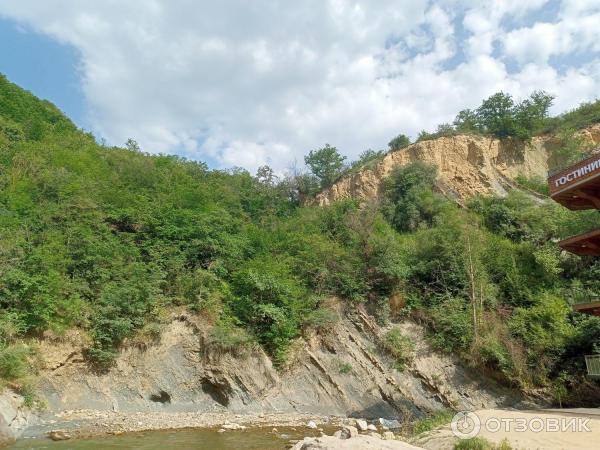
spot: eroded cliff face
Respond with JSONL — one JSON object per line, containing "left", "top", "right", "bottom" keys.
{"left": 1, "top": 304, "right": 523, "bottom": 442}
{"left": 314, "top": 126, "right": 600, "bottom": 206}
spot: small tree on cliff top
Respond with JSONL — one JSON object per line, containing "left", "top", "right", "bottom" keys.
{"left": 304, "top": 144, "right": 346, "bottom": 189}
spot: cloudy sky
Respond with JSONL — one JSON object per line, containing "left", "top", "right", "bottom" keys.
{"left": 1, "top": 0, "right": 599, "bottom": 171}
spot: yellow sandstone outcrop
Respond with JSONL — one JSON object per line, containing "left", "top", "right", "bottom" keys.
{"left": 314, "top": 125, "right": 600, "bottom": 206}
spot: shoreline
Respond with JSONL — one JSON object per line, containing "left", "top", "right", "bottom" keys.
{"left": 17, "top": 410, "right": 349, "bottom": 443}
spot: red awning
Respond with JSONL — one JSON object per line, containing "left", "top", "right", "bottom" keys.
{"left": 548, "top": 151, "right": 600, "bottom": 210}
{"left": 559, "top": 229, "right": 600, "bottom": 256}
{"left": 573, "top": 300, "right": 600, "bottom": 317}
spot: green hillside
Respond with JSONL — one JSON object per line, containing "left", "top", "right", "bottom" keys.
{"left": 1, "top": 74, "right": 599, "bottom": 406}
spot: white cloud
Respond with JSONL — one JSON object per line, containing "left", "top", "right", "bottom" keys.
{"left": 0, "top": 0, "right": 599, "bottom": 172}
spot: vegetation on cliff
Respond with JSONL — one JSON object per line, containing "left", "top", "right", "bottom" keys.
{"left": 1, "top": 74, "right": 599, "bottom": 405}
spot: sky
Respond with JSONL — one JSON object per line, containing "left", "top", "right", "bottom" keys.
{"left": 0, "top": 0, "right": 599, "bottom": 172}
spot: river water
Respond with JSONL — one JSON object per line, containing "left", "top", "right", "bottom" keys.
{"left": 9, "top": 427, "right": 316, "bottom": 450}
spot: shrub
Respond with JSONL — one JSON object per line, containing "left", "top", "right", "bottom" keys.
{"left": 302, "top": 306, "right": 338, "bottom": 333}
{"left": 382, "top": 162, "right": 445, "bottom": 233}
{"left": 381, "top": 327, "right": 415, "bottom": 371}
{"left": 0, "top": 344, "right": 31, "bottom": 381}
{"left": 337, "top": 361, "right": 353, "bottom": 374}
{"left": 411, "top": 409, "right": 454, "bottom": 435}
{"left": 428, "top": 298, "right": 473, "bottom": 353}
{"left": 453, "top": 437, "right": 507, "bottom": 450}
{"left": 206, "top": 321, "right": 257, "bottom": 355}
{"left": 388, "top": 134, "right": 411, "bottom": 151}
{"left": 514, "top": 175, "right": 549, "bottom": 196}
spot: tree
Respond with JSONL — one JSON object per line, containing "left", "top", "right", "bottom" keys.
{"left": 417, "top": 130, "right": 432, "bottom": 142}
{"left": 388, "top": 134, "right": 411, "bottom": 151}
{"left": 476, "top": 92, "right": 516, "bottom": 138}
{"left": 461, "top": 223, "right": 490, "bottom": 343}
{"left": 514, "top": 91, "right": 555, "bottom": 139}
{"left": 304, "top": 144, "right": 346, "bottom": 189}
{"left": 350, "top": 149, "right": 385, "bottom": 169}
{"left": 125, "top": 138, "right": 141, "bottom": 152}
{"left": 453, "top": 109, "right": 480, "bottom": 133}
{"left": 256, "top": 165, "right": 276, "bottom": 185}
{"left": 382, "top": 162, "right": 444, "bottom": 232}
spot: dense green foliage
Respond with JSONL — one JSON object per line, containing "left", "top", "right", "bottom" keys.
{"left": 304, "top": 144, "right": 346, "bottom": 189}
{"left": 418, "top": 91, "right": 554, "bottom": 142}
{"left": 388, "top": 134, "right": 411, "bottom": 151}
{"left": 1, "top": 75, "right": 599, "bottom": 406}
{"left": 327, "top": 90, "right": 600, "bottom": 193}
{"left": 381, "top": 327, "right": 415, "bottom": 371}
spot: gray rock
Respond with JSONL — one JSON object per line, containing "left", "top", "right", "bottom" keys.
{"left": 0, "top": 390, "right": 38, "bottom": 446}
{"left": 291, "top": 434, "right": 425, "bottom": 449}
{"left": 33, "top": 315, "right": 522, "bottom": 422}
{"left": 340, "top": 425, "right": 358, "bottom": 439}
{"left": 307, "top": 420, "right": 318, "bottom": 429}
{"left": 367, "top": 424, "right": 378, "bottom": 431}
{"left": 355, "top": 419, "right": 368, "bottom": 431}
{"left": 0, "top": 414, "right": 15, "bottom": 448}
{"left": 48, "top": 430, "right": 71, "bottom": 441}
{"left": 378, "top": 418, "right": 401, "bottom": 429}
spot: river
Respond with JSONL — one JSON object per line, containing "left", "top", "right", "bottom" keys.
{"left": 9, "top": 427, "right": 317, "bottom": 450}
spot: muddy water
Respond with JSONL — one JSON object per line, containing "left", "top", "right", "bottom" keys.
{"left": 9, "top": 427, "right": 316, "bottom": 450}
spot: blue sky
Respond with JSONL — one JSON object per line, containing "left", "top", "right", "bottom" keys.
{"left": 1, "top": 1, "right": 599, "bottom": 172}
{"left": 0, "top": 18, "right": 87, "bottom": 129}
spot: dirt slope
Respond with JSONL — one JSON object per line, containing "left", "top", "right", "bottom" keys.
{"left": 314, "top": 126, "right": 600, "bottom": 206}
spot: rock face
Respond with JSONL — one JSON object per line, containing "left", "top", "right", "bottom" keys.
{"left": 32, "top": 305, "right": 520, "bottom": 422}
{"left": 0, "top": 391, "right": 37, "bottom": 446}
{"left": 0, "top": 415, "right": 14, "bottom": 448}
{"left": 313, "top": 127, "right": 600, "bottom": 206}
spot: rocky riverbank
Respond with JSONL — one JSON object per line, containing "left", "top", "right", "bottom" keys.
{"left": 291, "top": 426, "right": 425, "bottom": 450}
{"left": 1, "top": 305, "right": 526, "bottom": 446}
{"left": 21, "top": 410, "right": 346, "bottom": 441}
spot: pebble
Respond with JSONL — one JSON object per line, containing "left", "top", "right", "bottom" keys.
{"left": 306, "top": 420, "right": 317, "bottom": 429}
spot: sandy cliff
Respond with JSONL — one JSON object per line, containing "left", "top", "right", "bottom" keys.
{"left": 314, "top": 126, "right": 600, "bottom": 206}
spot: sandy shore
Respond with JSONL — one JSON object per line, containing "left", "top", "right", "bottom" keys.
{"left": 414, "top": 409, "right": 600, "bottom": 450}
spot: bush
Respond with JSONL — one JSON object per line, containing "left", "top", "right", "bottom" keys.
{"left": 453, "top": 438, "right": 493, "bottom": 450}
{"left": 411, "top": 409, "right": 454, "bottom": 435}
{"left": 381, "top": 327, "right": 415, "bottom": 371}
{"left": 428, "top": 298, "right": 474, "bottom": 353}
{"left": 0, "top": 344, "right": 31, "bottom": 381}
{"left": 453, "top": 438, "right": 512, "bottom": 450}
{"left": 382, "top": 162, "right": 445, "bottom": 233}
{"left": 388, "top": 134, "right": 411, "bottom": 151}
{"left": 514, "top": 175, "right": 549, "bottom": 196}
{"left": 302, "top": 307, "right": 339, "bottom": 333}
{"left": 337, "top": 361, "right": 353, "bottom": 374}
{"left": 206, "top": 321, "right": 257, "bottom": 355}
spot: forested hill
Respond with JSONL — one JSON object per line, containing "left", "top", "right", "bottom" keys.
{"left": 1, "top": 74, "right": 599, "bottom": 406}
